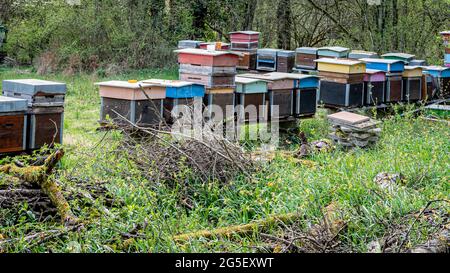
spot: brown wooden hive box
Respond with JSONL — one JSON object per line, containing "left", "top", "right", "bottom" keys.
{"left": 27, "top": 107, "right": 64, "bottom": 150}
{"left": 0, "top": 96, "right": 28, "bottom": 154}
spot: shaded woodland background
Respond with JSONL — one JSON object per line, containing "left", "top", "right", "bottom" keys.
{"left": 0, "top": 0, "right": 449, "bottom": 74}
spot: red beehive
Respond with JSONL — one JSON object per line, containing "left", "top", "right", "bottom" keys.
{"left": 175, "top": 48, "right": 239, "bottom": 67}
{"left": 229, "top": 31, "right": 260, "bottom": 43}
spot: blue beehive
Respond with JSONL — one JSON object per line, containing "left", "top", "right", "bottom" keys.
{"left": 360, "top": 58, "right": 405, "bottom": 74}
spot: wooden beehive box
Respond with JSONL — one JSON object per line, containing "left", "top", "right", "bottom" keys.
{"left": 385, "top": 74, "right": 404, "bottom": 103}
{"left": 240, "top": 73, "right": 295, "bottom": 119}
{"left": 291, "top": 74, "right": 320, "bottom": 117}
{"left": 0, "top": 96, "right": 28, "bottom": 154}
{"left": 175, "top": 48, "right": 239, "bottom": 67}
{"left": 2, "top": 79, "right": 66, "bottom": 107}
{"left": 316, "top": 58, "right": 366, "bottom": 74}
{"left": 381, "top": 53, "right": 415, "bottom": 64}
{"left": 229, "top": 31, "right": 260, "bottom": 43}
{"left": 142, "top": 80, "right": 205, "bottom": 123}
{"left": 179, "top": 73, "right": 235, "bottom": 88}
{"left": 256, "top": 49, "right": 280, "bottom": 72}
{"left": 230, "top": 42, "right": 259, "bottom": 52}
{"left": 204, "top": 87, "right": 235, "bottom": 120}
{"left": 423, "top": 66, "right": 450, "bottom": 99}
{"left": 295, "top": 47, "right": 318, "bottom": 70}
{"left": 360, "top": 58, "right": 405, "bottom": 74}
{"left": 179, "top": 64, "right": 236, "bottom": 76}
{"left": 277, "top": 50, "right": 295, "bottom": 73}
{"left": 235, "top": 76, "right": 268, "bottom": 122}
{"left": 318, "top": 71, "right": 365, "bottom": 84}
{"left": 317, "top": 46, "right": 349, "bottom": 58}
{"left": 363, "top": 69, "right": 386, "bottom": 105}
{"left": 402, "top": 66, "right": 423, "bottom": 102}
{"left": 319, "top": 81, "right": 365, "bottom": 107}
{"left": 233, "top": 51, "right": 257, "bottom": 70}
{"left": 348, "top": 50, "right": 379, "bottom": 60}
{"left": 96, "top": 81, "right": 166, "bottom": 126}
{"left": 27, "top": 106, "right": 64, "bottom": 150}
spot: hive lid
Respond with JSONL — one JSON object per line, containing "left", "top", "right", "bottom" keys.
{"left": 236, "top": 75, "right": 270, "bottom": 84}
{"left": 229, "top": 31, "right": 260, "bottom": 35}
{"left": 2, "top": 79, "right": 67, "bottom": 95}
{"left": 404, "top": 65, "right": 423, "bottom": 71}
{"left": 328, "top": 111, "right": 370, "bottom": 125}
{"left": 174, "top": 48, "right": 239, "bottom": 56}
{"left": 141, "top": 79, "right": 203, "bottom": 88}
{"left": 315, "top": 58, "right": 363, "bottom": 66}
{"left": 296, "top": 47, "right": 318, "bottom": 54}
{"left": 0, "top": 95, "right": 28, "bottom": 113}
{"left": 360, "top": 58, "right": 404, "bottom": 64}
{"left": 381, "top": 52, "right": 415, "bottom": 60}
{"left": 318, "top": 46, "right": 350, "bottom": 53}
{"left": 348, "top": 50, "right": 379, "bottom": 58}
{"left": 95, "top": 80, "right": 155, "bottom": 89}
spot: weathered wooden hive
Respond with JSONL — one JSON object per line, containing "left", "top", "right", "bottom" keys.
{"left": 423, "top": 66, "right": 450, "bottom": 99}
{"left": 276, "top": 50, "right": 296, "bottom": 73}
{"left": 229, "top": 31, "right": 260, "bottom": 71}
{"left": 2, "top": 79, "right": 66, "bottom": 150}
{"left": 295, "top": 47, "right": 318, "bottom": 70}
{"left": 402, "top": 66, "right": 423, "bottom": 102}
{"left": 363, "top": 69, "right": 386, "bottom": 105}
{"left": 0, "top": 96, "right": 28, "bottom": 154}
{"left": 256, "top": 49, "right": 280, "bottom": 72}
{"left": 284, "top": 74, "right": 320, "bottom": 117}
{"left": 235, "top": 76, "right": 269, "bottom": 122}
{"left": 96, "top": 80, "right": 165, "bottom": 126}
{"left": 316, "top": 58, "right": 366, "bottom": 107}
{"left": 176, "top": 48, "right": 238, "bottom": 88}
{"left": 317, "top": 46, "right": 350, "bottom": 59}
{"left": 360, "top": 58, "right": 405, "bottom": 103}
{"left": 141, "top": 79, "right": 205, "bottom": 123}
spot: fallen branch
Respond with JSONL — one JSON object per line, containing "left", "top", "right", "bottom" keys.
{"left": 173, "top": 213, "right": 300, "bottom": 242}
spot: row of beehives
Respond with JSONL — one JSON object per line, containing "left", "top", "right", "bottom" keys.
{"left": 0, "top": 79, "right": 66, "bottom": 154}
{"left": 96, "top": 72, "right": 320, "bottom": 126}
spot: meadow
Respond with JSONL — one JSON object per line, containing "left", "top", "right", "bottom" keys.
{"left": 0, "top": 66, "right": 448, "bottom": 253}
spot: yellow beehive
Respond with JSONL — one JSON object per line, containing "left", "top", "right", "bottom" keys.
{"left": 402, "top": 66, "right": 423, "bottom": 78}
{"left": 316, "top": 58, "right": 366, "bottom": 74}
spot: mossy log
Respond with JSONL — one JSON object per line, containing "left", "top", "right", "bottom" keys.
{"left": 0, "top": 149, "right": 78, "bottom": 225}
{"left": 173, "top": 213, "right": 299, "bottom": 242}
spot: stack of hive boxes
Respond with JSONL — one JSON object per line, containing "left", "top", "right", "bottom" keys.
{"left": 229, "top": 31, "right": 260, "bottom": 71}
{"left": 0, "top": 96, "right": 28, "bottom": 154}
{"left": 441, "top": 31, "right": 450, "bottom": 67}
{"left": 2, "top": 79, "right": 66, "bottom": 150}
{"left": 295, "top": 47, "right": 318, "bottom": 74}
{"left": 402, "top": 66, "right": 423, "bottom": 102}
{"left": 363, "top": 69, "right": 386, "bottom": 105}
{"left": 141, "top": 79, "right": 205, "bottom": 123}
{"left": 328, "top": 111, "right": 382, "bottom": 149}
{"left": 235, "top": 76, "right": 269, "bottom": 122}
{"left": 256, "top": 49, "right": 280, "bottom": 72}
{"left": 277, "top": 50, "right": 296, "bottom": 73}
{"left": 361, "top": 58, "right": 405, "bottom": 103}
{"left": 316, "top": 58, "right": 366, "bottom": 107}
{"left": 175, "top": 48, "right": 238, "bottom": 120}
{"left": 96, "top": 81, "right": 166, "bottom": 126}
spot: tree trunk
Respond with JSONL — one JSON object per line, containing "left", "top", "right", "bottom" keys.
{"left": 277, "top": 0, "right": 292, "bottom": 49}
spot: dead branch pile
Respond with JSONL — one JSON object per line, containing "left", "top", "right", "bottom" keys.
{"left": 0, "top": 149, "right": 78, "bottom": 225}
{"left": 117, "top": 122, "right": 256, "bottom": 186}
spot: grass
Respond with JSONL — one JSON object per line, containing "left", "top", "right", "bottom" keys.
{"left": 0, "top": 66, "right": 449, "bottom": 253}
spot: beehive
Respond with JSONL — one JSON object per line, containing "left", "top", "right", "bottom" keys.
{"left": 316, "top": 58, "right": 366, "bottom": 74}
{"left": 295, "top": 47, "right": 318, "bottom": 70}
{"left": 203, "top": 87, "right": 236, "bottom": 120}
{"left": 277, "top": 50, "right": 296, "bottom": 73}
{"left": 423, "top": 66, "right": 450, "bottom": 99}
{"left": 233, "top": 51, "right": 257, "bottom": 70}
{"left": 363, "top": 69, "right": 386, "bottom": 105}
{"left": 256, "top": 49, "right": 280, "bottom": 72}
{"left": 175, "top": 48, "right": 239, "bottom": 67}
{"left": 96, "top": 81, "right": 166, "bottom": 126}
{"left": 359, "top": 58, "right": 405, "bottom": 74}
{"left": 402, "top": 66, "right": 423, "bottom": 102}
{"left": 178, "top": 40, "right": 203, "bottom": 49}
{"left": 235, "top": 76, "right": 268, "bottom": 122}
{"left": 2, "top": 79, "right": 66, "bottom": 107}
{"left": 0, "top": 96, "right": 28, "bottom": 154}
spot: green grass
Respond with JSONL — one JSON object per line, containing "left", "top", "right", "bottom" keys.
{"left": 0, "top": 67, "right": 449, "bottom": 253}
